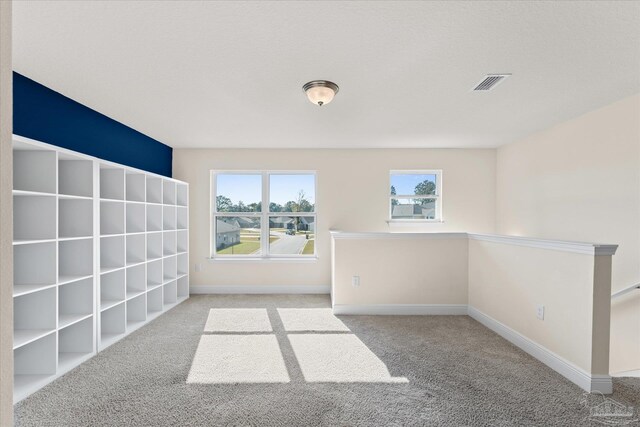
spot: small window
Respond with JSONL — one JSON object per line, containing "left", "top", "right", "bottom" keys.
{"left": 212, "top": 172, "right": 316, "bottom": 258}
{"left": 390, "top": 171, "right": 442, "bottom": 221}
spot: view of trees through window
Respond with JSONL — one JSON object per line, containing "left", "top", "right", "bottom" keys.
{"left": 213, "top": 173, "right": 316, "bottom": 257}
{"left": 390, "top": 172, "right": 440, "bottom": 220}
{"left": 216, "top": 190, "right": 315, "bottom": 213}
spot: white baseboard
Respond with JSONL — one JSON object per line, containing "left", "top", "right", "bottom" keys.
{"left": 468, "top": 306, "right": 612, "bottom": 394}
{"left": 190, "top": 285, "right": 330, "bottom": 295}
{"left": 332, "top": 304, "right": 468, "bottom": 315}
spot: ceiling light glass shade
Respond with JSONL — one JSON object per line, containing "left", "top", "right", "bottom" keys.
{"left": 303, "top": 80, "right": 339, "bottom": 106}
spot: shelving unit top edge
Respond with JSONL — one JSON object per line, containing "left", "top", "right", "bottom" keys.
{"left": 13, "top": 239, "right": 57, "bottom": 245}
{"left": 12, "top": 134, "right": 188, "bottom": 185}
{"left": 12, "top": 190, "right": 57, "bottom": 197}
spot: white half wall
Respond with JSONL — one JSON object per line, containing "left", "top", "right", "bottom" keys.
{"left": 331, "top": 231, "right": 616, "bottom": 392}
{"left": 173, "top": 148, "right": 496, "bottom": 291}
{"left": 468, "top": 238, "right": 611, "bottom": 378}
{"left": 331, "top": 232, "right": 468, "bottom": 307}
{"left": 496, "top": 94, "right": 640, "bottom": 374}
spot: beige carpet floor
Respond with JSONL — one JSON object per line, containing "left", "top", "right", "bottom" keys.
{"left": 14, "top": 294, "right": 640, "bottom": 426}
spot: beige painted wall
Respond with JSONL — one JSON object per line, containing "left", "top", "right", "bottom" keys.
{"left": 495, "top": 94, "right": 640, "bottom": 373}
{"left": 468, "top": 239, "right": 609, "bottom": 374}
{"left": 173, "top": 148, "right": 496, "bottom": 288}
{"left": 0, "top": 0, "right": 12, "bottom": 423}
{"left": 332, "top": 235, "right": 468, "bottom": 305}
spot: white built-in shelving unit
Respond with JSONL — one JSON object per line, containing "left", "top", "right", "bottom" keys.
{"left": 12, "top": 135, "right": 189, "bottom": 403}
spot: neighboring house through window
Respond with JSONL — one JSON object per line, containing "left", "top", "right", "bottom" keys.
{"left": 390, "top": 170, "right": 442, "bottom": 221}
{"left": 211, "top": 172, "right": 316, "bottom": 258}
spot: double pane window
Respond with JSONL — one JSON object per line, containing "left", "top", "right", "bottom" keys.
{"left": 212, "top": 172, "right": 316, "bottom": 258}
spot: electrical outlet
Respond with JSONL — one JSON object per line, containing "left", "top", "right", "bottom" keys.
{"left": 352, "top": 275, "right": 360, "bottom": 287}
{"left": 195, "top": 263, "right": 202, "bottom": 272}
{"left": 536, "top": 304, "right": 545, "bottom": 320}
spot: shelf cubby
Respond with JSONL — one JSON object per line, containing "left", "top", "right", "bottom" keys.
{"left": 14, "top": 149, "right": 57, "bottom": 194}
{"left": 163, "top": 231, "right": 177, "bottom": 256}
{"left": 163, "top": 205, "right": 176, "bottom": 230}
{"left": 100, "top": 201, "right": 125, "bottom": 235}
{"left": 177, "top": 253, "right": 188, "bottom": 276}
{"left": 176, "top": 184, "right": 188, "bottom": 207}
{"left": 177, "top": 207, "right": 188, "bottom": 230}
{"left": 163, "top": 256, "right": 177, "bottom": 282}
{"left": 59, "top": 198, "right": 93, "bottom": 239}
{"left": 58, "top": 316, "right": 94, "bottom": 372}
{"left": 100, "top": 166, "right": 124, "bottom": 200}
{"left": 163, "top": 180, "right": 176, "bottom": 205}
{"left": 125, "top": 173, "right": 146, "bottom": 202}
{"left": 126, "top": 234, "right": 145, "bottom": 265}
{"left": 100, "top": 302, "right": 126, "bottom": 349}
{"left": 163, "top": 280, "right": 177, "bottom": 306}
{"left": 126, "top": 264, "right": 146, "bottom": 299}
{"left": 14, "top": 242, "right": 57, "bottom": 297}
{"left": 177, "top": 275, "right": 189, "bottom": 299}
{"left": 14, "top": 195, "right": 56, "bottom": 242}
{"left": 100, "top": 269, "right": 126, "bottom": 311}
{"left": 147, "top": 232, "right": 163, "bottom": 260}
{"left": 126, "top": 294, "right": 146, "bottom": 330}
{"left": 126, "top": 202, "right": 145, "bottom": 233}
{"left": 146, "top": 176, "right": 163, "bottom": 204}
{"left": 59, "top": 278, "right": 93, "bottom": 329}
{"left": 14, "top": 287, "right": 57, "bottom": 349}
{"left": 147, "top": 287, "right": 163, "bottom": 316}
{"left": 59, "top": 239, "right": 93, "bottom": 284}
{"left": 100, "top": 236, "right": 125, "bottom": 273}
{"left": 177, "top": 230, "right": 188, "bottom": 253}
{"left": 146, "top": 204, "right": 162, "bottom": 232}
{"left": 147, "top": 260, "right": 163, "bottom": 290}
{"left": 59, "top": 155, "right": 93, "bottom": 197}
{"left": 14, "top": 332, "right": 57, "bottom": 402}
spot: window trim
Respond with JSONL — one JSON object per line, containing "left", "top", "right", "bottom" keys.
{"left": 210, "top": 170, "right": 318, "bottom": 260}
{"left": 389, "top": 170, "right": 442, "bottom": 222}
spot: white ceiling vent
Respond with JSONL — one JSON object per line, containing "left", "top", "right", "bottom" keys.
{"left": 472, "top": 74, "right": 511, "bottom": 91}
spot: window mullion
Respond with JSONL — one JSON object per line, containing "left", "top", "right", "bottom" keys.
{"left": 262, "top": 172, "right": 269, "bottom": 257}
{"left": 390, "top": 195, "right": 439, "bottom": 199}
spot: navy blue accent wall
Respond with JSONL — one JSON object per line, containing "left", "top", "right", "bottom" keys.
{"left": 13, "top": 72, "right": 172, "bottom": 177}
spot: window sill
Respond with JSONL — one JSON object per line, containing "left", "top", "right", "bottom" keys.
{"left": 386, "top": 219, "right": 445, "bottom": 225}
{"left": 207, "top": 256, "right": 318, "bottom": 263}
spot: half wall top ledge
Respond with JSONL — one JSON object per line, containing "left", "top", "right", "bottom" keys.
{"left": 329, "top": 231, "right": 618, "bottom": 256}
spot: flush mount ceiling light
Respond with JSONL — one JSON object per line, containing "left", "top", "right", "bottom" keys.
{"left": 303, "top": 80, "right": 339, "bottom": 106}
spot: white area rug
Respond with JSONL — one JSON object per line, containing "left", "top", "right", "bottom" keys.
{"left": 277, "top": 308, "right": 350, "bottom": 332}
{"left": 288, "top": 334, "right": 408, "bottom": 383}
{"left": 187, "top": 334, "right": 290, "bottom": 383}
{"left": 204, "top": 308, "right": 272, "bottom": 332}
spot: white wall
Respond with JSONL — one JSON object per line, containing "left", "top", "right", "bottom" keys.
{"left": 468, "top": 239, "right": 611, "bottom": 376}
{"left": 0, "top": 0, "right": 12, "bottom": 423}
{"left": 496, "top": 94, "right": 640, "bottom": 374}
{"left": 173, "top": 148, "right": 496, "bottom": 289}
{"left": 332, "top": 233, "right": 468, "bottom": 308}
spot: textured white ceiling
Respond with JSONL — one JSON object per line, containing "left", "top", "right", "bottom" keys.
{"left": 12, "top": 1, "right": 640, "bottom": 149}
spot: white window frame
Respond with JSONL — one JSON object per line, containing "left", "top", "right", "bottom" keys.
{"left": 389, "top": 170, "right": 442, "bottom": 222}
{"left": 210, "top": 170, "right": 317, "bottom": 261}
